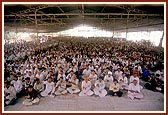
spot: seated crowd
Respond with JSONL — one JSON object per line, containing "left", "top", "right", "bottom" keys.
{"left": 4, "top": 37, "right": 164, "bottom": 106}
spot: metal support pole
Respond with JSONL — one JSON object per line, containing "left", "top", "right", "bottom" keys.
{"left": 159, "top": 30, "right": 164, "bottom": 47}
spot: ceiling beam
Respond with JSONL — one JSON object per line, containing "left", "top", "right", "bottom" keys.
{"left": 10, "top": 5, "right": 49, "bottom": 15}
{"left": 5, "top": 13, "right": 163, "bottom": 17}
{"left": 57, "top": 6, "right": 69, "bottom": 18}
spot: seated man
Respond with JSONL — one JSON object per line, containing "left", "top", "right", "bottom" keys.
{"left": 104, "top": 71, "right": 113, "bottom": 89}
{"left": 93, "top": 77, "right": 107, "bottom": 97}
{"left": 118, "top": 73, "right": 128, "bottom": 90}
{"left": 67, "top": 74, "right": 80, "bottom": 94}
{"left": 79, "top": 76, "right": 94, "bottom": 96}
{"left": 4, "top": 81, "right": 17, "bottom": 106}
{"left": 108, "top": 79, "right": 123, "bottom": 97}
{"left": 33, "top": 78, "right": 44, "bottom": 93}
{"left": 51, "top": 77, "right": 67, "bottom": 97}
{"left": 10, "top": 75, "right": 23, "bottom": 98}
{"left": 128, "top": 78, "right": 143, "bottom": 100}
{"left": 23, "top": 85, "right": 40, "bottom": 106}
{"left": 129, "top": 73, "right": 139, "bottom": 84}
{"left": 40, "top": 77, "right": 55, "bottom": 97}
{"left": 89, "top": 70, "right": 98, "bottom": 87}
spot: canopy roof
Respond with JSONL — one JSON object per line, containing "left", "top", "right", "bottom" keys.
{"left": 4, "top": 3, "right": 164, "bottom": 33}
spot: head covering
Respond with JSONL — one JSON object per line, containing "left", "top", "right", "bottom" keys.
{"left": 133, "top": 77, "right": 138, "bottom": 81}
{"left": 108, "top": 71, "right": 112, "bottom": 75}
{"left": 95, "top": 65, "right": 99, "bottom": 68}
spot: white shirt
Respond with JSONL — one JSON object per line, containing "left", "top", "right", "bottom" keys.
{"left": 129, "top": 76, "right": 139, "bottom": 84}
{"left": 104, "top": 75, "right": 113, "bottom": 82}
{"left": 81, "top": 81, "right": 91, "bottom": 92}
{"left": 115, "top": 71, "right": 123, "bottom": 79}
{"left": 128, "top": 83, "right": 141, "bottom": 93}
{"left": 95, "top": 80, "right": 105, "bottom": 90}
{"left": 69, "top": 78, "right": 79, "bottom": 88}
{"left": 57, "top": 74, "right": 66, "bottom": 81}
{"left": 118, "top": 76, "right": 128, "bottom": 84}
{"left": 83, "top": 69, "right": 91, "bottom": 77}
{"left": 4, "top": 86, "right": 16, "bottom": 100}
{"left": 11, "top": 80, "right": 23, "bottom": 93}
{"left": 43, "top": 81, "right": 54, "bottom": 93}
{"left": 89, "top": 74, "right": 98, "bottom": 81}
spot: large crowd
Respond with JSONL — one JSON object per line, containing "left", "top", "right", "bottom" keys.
{"left": 4, "top": 36, "right": 164, "bottom": 106}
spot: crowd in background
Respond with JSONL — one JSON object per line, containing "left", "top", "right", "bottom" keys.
{"left": 4, "top": 37, "right": 164, "bottom": 106}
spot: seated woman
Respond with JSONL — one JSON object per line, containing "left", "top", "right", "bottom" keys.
{"left": 128, "top": 78, "right": 143, "bottom": 100}
{"left": 79, "top": 76, "right": 94, "bottom": 96}
{"left": 108, "top": 79, "right": 123, "bottom": 97}
{"left": 23, "top": 85, "right": 40, "bottom": 106}
{"left": 4, "top": 81, "right": 17, "bottom": 106}
{"left": 93, "top": 77, "right": 107, "bottom": 97}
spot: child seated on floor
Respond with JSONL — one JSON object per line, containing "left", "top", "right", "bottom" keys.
{"left": 23, "top": 85, "right": 40, "bottom": 106}
{"left": 108, "top": 79, "right": 123, "bottom": 97}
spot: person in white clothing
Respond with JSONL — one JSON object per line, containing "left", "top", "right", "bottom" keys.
{"left": 79, "top": 77, "right": 94, "bottom": 96}
{"left": 82, "top": 65, "right": 91, "bottom": 78}
{"left": 10, "top": 75, "right": 23, "bottom": 97}
{"left": 4, "top": 81, "right": 17, "bottom": 106}
{"left": 57, "top": 70, "right": 66, "bottom": 81}
{"left": 93, "top": 77, "right": 107, "bottom": 97}
{"left": 35, "top": 70, "right": 44, "bottom": 82}
{"left": 94, "top": 65, "right": 101, "bottom": 77}
{"left": 104, "top": 71, "right": 113, "bottom": 89}
{"left": 89, "top": 70, "right": 98, "bottom": 87}
{"left": 128, "top": 78, "right": 143, "bottom": 100}
{"left": 51, "top": 77, "right": 67, "bottom": 97}
{"left": 67, "top": 74, "right": 80, "bottom": 94}
{"left": 118, "top": 73, "right": 128, "bottom": 90}
{"left": 40, "top": 77, "right": 54, "bottom": 97}
{"left": 129, "top": 73, "right": 140, "bottom": 84}
{"left": 66, "top": 70, "right": 74, "bottom": 81}
{"left": 33, "top": 78, "right": 44, "bottom": 93}
{"left": 114, "top": 68, "right": 123, "bottom": 80}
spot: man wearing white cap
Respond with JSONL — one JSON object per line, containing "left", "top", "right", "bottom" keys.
{"left": 79, "top": 76, "right": 94, "bottom": 96}
{"left": 128, "top": 78, "right": 143, "bottom": 100}
{"left": 94, "top": 65, "right": 101, "bottom": 77}
{"left": 93, "top": 77, "right": 107, "bottom": 97}
{"left": 104, "top": 71, "right": 113, "bottom": 89}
